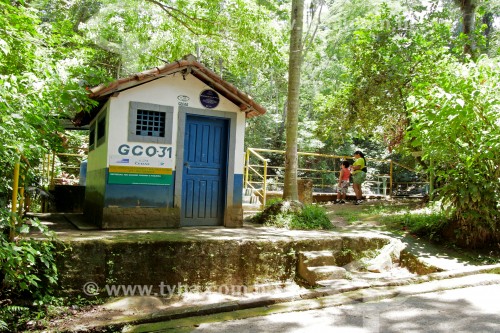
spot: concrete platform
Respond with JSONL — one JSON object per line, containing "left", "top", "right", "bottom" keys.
{"left": 28, "top": 213, "right": 499, "bottom": 332}
{"left": 31, "top": 213, "right": 397, "bottom": 298}
{"left": 30, "top": 212, "right": 391, "bottom": 242}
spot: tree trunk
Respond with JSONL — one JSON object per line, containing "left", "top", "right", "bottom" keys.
{"left": 455, "top": 0, "right": 477, "bottom": 56}
{"left": 283, "top": 0, "right": 304, "bottom": 201}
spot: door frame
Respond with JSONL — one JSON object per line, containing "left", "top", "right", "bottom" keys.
{"left": 174, "top": 107, "right": 237, "bottom": 226}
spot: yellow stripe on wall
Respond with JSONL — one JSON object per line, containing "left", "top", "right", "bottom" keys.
{"left": 109, "top": 165, "right": 172, "bottom": 175}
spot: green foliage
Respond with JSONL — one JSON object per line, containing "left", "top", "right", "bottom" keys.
{"left": 0, "top": 210, "right": 60, "bottom": 331}
{"left": 385, "top": 209, "right": 449, "bottom": 241}
{"left": 292, "top": 204, "right": 333, "bottom": 230}
{"left": 0, "top": 1, "right": 97, "bottom": 198}
{"left": 0, "top": 214, "right": 59, "bottom": 296}
{"left": 316, "top": 4, "right": 452, "bottom": 147}
{"left": 80, "top": 0, "right": 288, "bottom": 78}
{"left": 407, "top": 55, "right": 500, "bottom": 247}
{"left": 312, "top": 1, "right": 499, "bottom": 247}
{"left": 0, "top": 305, "right": 29, "bottom": 332}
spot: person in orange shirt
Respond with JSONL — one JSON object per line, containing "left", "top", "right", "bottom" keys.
{"left": 334, "top": 161, "right": 351, "bottom": 204}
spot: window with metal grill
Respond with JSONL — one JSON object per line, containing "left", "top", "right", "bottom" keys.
{"left": 128, "top": 102, "right": 173, "bottom": 144}
{"left": 136, "top": 110, "right": 166, "bottom": 137}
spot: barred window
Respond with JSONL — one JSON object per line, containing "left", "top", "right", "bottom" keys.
{"left": 129, "top": 102, "right": 173, "bottom": 144}
{"left": 136, "top": 110, "right": 166, "bottom": 137}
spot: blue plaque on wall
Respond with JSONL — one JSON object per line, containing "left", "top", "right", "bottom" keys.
{"left": 199, "top": 89, "right": 220, "bottom": 109}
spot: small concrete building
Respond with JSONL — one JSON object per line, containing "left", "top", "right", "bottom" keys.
{"left": 74, "top": 55, "right": 266, "bottom": 229}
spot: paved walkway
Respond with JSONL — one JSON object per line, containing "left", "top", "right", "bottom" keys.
{"left": 141, "top": 282, "right": 500, "bottom": 333}
{"left": 33, "top": 212, "right": 392, "bottom": 242}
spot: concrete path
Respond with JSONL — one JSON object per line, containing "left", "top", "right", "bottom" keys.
{"left": 141, "top": 282, "right": 500, "bottom": 333}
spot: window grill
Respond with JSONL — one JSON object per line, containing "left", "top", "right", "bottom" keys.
{"left": 136, "top": 110, "right": 165, "bottom": 137}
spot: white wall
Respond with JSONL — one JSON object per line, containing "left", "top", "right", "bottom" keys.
{"left": 106, "top": 74, "right": 246, "bottom": 174}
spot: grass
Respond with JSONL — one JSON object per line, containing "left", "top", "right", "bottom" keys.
{"left": 327, "top": 199, "right": 500, "bottom": 264}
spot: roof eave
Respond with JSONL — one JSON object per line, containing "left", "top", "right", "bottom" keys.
{"left": 88, "top": 59, "right": 266, "bottom": 119}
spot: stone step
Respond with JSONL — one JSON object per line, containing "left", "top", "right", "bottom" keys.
{"left": 298, "top": 265, "right": 348, "bottom": 286}
{"left": 298, "top": 250, "right": 339, "bottom": 267}
{"left": 243, "top": 188, "right": 253, "bottom": 196}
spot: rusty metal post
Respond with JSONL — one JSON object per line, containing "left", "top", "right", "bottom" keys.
{"left": 262, "top": 159, "right": 268, "bottom": 208}
{"left": 50, "top": 152, "right": 56, "bottom": 188}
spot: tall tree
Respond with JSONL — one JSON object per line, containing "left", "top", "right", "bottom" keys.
{"left": 283, "top": 0, "right": 304, "bottom": 201}
{"left": 454, "top": 0, "right": 478, "bottom": 56}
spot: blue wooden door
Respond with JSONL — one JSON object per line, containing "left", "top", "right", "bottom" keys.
{"left": 181, "top": 115, "right": 228, "bottom": 226}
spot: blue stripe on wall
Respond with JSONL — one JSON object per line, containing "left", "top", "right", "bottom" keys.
{"left": 233, "top": 174, "right": 243, "bottom": 206}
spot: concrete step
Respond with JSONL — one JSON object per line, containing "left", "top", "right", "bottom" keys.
{"left": 299, "top": 265, "right": 348, "bottom": 286}
{"left": 298, "top": 250, "right": 339, "bottom": 267}
{"left": 243, "top": 194, "right": 261, "bottom": 203}
{"left": 297, "top": 250, "right": 347, "bottom": 286}
{"left": 243, "top": 196, "right": 261, "bottom": 205}
{"left": 243, "top": 203, "right": 262, "bottom": 212}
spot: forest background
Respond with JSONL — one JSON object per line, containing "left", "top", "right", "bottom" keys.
{"left": 0, "top": 0, "right": 499, "bottom": 330}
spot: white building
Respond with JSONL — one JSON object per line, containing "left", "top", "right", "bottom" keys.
{"left": 74, "top": 55, "right": 266, "bottom": 229}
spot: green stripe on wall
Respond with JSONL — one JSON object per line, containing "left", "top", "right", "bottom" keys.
{"left": 108, "top": 173, "right": 172, "bottom": 185}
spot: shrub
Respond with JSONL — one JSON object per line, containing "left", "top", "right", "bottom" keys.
{"left": 253, "top": 201, "right": 333, "bottom": 230}
{"left": 407, "top": 56, "right": 500, "bottom": 247}
{"left": 0, "top": 210, "right": 59, "bottom": 331}
{"left": 399, "top": 211, "right": 449, "bottom": 241}
{"left": 289, "top": 205, "right": 333, "bottom": 230}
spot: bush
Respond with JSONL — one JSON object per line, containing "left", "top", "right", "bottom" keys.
{"left": 289, "top": 205, "right": 333, "bottom": 230}
{"left": 407, "top": 56, "right": 500, "bottom": 247}
{"left": 399, "top": 211, "right": 449, "bottom": 241}
{"left": 253, "top": 201, "right": 333, "bottom": 230}
{"left": 0, "top": 210, "right": 59, "bottom": 331}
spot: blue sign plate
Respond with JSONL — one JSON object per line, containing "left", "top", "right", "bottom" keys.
{"left": 200, "top": 89, "right": 220, "bottom": 109}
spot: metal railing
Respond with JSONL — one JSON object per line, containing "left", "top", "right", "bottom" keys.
{"left": 243, "top": 148, "right": 428, "bottom": 207}
{"left": 244, "top": 148, "right": 268, "bottom": 206}
{"left": 9, "top": 153, "right": 30, "bottom": 241}
{"left": 42, "top": 147, "right": 87, "bottom": 189}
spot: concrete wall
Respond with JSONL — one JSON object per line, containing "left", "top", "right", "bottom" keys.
{"left": 55, "top": 236, "right": 390, "bottom": 296}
